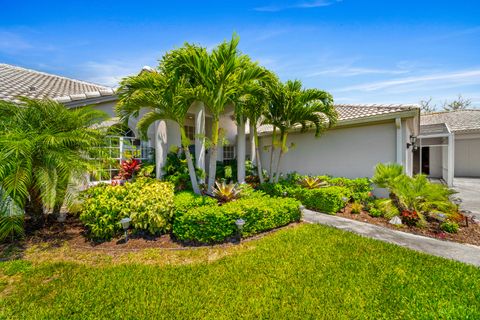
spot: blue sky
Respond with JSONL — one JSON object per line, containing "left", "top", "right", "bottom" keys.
{"left": 1, "top": 0, "right": 479, "bottom": 107}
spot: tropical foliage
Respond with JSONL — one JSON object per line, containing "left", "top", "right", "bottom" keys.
{"left": 212, "top": 181, "right": 241, "bottom": 203}
{"left": 0, "top": 188, "right": 24, "bottom": 241}
{"left": 0, "top": 98, "right": 107, "bottom": 228}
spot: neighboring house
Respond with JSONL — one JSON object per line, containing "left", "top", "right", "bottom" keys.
{"left": 417, "top": 110, "right": 480, "bottom": 182}
{"left": 0, "top": 63, "right": 421, "bottom": 182}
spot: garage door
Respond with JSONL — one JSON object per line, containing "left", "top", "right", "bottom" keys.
{"left": 455, "top": 138, "right": 480, "bottom": 177}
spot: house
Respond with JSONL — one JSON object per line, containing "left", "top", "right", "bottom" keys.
{"left": 416, "top": 110, "right": 480, "bottom": 183}
{"left": 0, "top": 63, "right": 422, "bottom": 182}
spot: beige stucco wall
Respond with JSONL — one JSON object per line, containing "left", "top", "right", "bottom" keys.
{"left": 258, "top": 121, "right": 399, "bottom": 178}
{"left": 455, "top": 133, "right": 480, "bottom": 177}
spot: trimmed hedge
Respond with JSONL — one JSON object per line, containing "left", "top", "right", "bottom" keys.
{"left": 173, "top": 196, "right": 301, "bottom": 244}
{"left": 289, "top": 186, "right": 351, "bottom": 214}
{"left": 173, "top": 191, "right": 217, "bottom": 215}
{"left": 80, "top": 179, "right": 174, "bottom": 240}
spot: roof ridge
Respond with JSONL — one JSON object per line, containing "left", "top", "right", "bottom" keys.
{"left": 335, "top": 103, "right": 419, "bottom": 109}
{"left": 0, "top": 63, "right": 113, "bottom": 90}
{"left": 423, "top": 108, "right": 480, "bottom": 116}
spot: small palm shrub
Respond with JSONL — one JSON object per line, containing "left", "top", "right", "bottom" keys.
{"left": 372, "top": 163, "right": 404, "bottom": 189}
{"left": 173, "top": 196, "right": 301, "bottom": 244}
{"left": 80, "top": 179, "right": 174, "bottom": 240}
{"left": 298, "top": 176, "right": 328, "bottom": 189}
{"left": 375, "top": 198, "right": 400, "bottom": 219}
{"left": 212, "top": 181, "right": 240, "bottom": 203}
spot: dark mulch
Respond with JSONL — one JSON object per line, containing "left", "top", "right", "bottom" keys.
{"left": 337, "top": 204, "right": 480, "bottom": 246}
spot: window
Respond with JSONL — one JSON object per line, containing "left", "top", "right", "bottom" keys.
{"left": 184, "top": 125, "right": 195, "bottom": 141}
{"left": 223, "top": 145, "right": 235, "bottom": 161}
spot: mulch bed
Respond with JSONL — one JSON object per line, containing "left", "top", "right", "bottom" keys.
{"left": 337, "top": 204, "right": 480, "bottom": 246}
{"left": 1, "top": 217, "right": 301, "bottom": 257}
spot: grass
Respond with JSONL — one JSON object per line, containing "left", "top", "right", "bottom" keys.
{"left": 1, "top": 223, "right": 479, "bottom": 319}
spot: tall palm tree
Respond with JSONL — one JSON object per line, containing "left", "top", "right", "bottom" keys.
{"left": 117, "top": 67, "right": 202, "bottom": 194}
{"left": 0, "top": 98, "right": 107, "bottom": 227}
{"left": 264, "top": 80, "right": 337, "bottom": 182}
{"left": 165, "top": 34, "right": 268, "bottom": 192}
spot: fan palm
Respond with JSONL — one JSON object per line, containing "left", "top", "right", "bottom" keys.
{"left": 0, "top": 98, "right": 107, "bottom": 228}
{"left": 264, "top": 80, "right": 337, "bottom": 182}
{"left": 165, "top": 34, "right": 269, "bottom": 192}
{"left": 117, "top": 67, "right": 202, "bottom": 194}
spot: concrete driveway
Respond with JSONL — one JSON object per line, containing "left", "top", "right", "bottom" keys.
{"left": 453, "top": 178, "right": 480, "bottom": 219}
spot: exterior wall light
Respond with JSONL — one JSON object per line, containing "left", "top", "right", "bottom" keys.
{"left": 407, "top": 135, "right": 418, "bottom": 151}
{"left": 120, "top": 217, "right": 132, "bottom": 242}
{"left": 235, "top": 218, "right": 245, "bottom": 243}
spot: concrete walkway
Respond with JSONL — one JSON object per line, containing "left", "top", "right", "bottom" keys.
{"left": 454, "top": 178, "right": 480, "bottom": 219}
{"left": 303, "top": 209, "right": 480, "bottom": 267}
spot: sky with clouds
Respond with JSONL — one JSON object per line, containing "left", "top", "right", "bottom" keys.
{"left": 1, "top": 0, "right": 479, "bottom": 108}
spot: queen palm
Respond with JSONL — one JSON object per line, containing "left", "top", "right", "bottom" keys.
{"left": 265, "top": 80, "right": 337, "bottom": 182}
{"left": 165, "top": 34, "right": 268, "bottom": 192}
{"left": 117, "top": 68, "right": 201, "bottom": 194}
{"left": 0, "top": 98, "right": 107, "bottom": 228}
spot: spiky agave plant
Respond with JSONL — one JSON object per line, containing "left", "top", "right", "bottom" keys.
{"left": 298, "top": 176, "right": 328, "bottom": 189}
{"left": 212, "top": 181, "right": 241, "bottom": 203}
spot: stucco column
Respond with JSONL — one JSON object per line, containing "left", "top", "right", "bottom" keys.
{"left": 447, "top": 132, "right": 455, "bottom": 187}
{"left": 237, "top": 117, "right": 246, "bottom": 183}
{"left": 249, "top": 121, "right": 256, "bottom": 165}
{"left": 195, "top": 103, "right": 206, "bottom": 175}
{"left": 155, "top": 120, "right": 168, "bottom": 178}
{"left": 395, "top": 118, "right": 403, "bottom": 167}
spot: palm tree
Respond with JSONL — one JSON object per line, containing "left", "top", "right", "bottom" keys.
{"left": 264, "top": 80, "right": 337, "bottom": 182}
{"left": 165, "top": 34, "right": 268, "bottom": 192}
{"left": 117, "top": 67, "right": 202, "bottom": 194}
{"left": 0, "top": 98, "right": 107, "bottom": 228}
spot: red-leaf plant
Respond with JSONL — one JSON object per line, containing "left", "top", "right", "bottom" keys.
{"left": 114, "top": 158, "right": 142, "bottom": 181}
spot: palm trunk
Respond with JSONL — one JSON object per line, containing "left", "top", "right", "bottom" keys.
{"left": 253, "top": 127, "right": 265, "bottom": 184}
{"left": 269, "top": 129, "right": 276, "bottom": 181}
{"left": 53, "top": 174, "right": 69, "bottom": 222}
{"left": 274, "top": 132, "right": 288, "bottom": 183}
{"left": 236, "top": 117, "right": 246, "bottom": 184}
{"left": 25, "top": 187, "right": 44, "bottom": 230}
{"left": 207, "top": 119, "right": 220, "bottom": 193}
{"left": 180, "top": 127, "right": 201, "bottom": 195}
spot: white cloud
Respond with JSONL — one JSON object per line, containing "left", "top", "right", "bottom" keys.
{"left": 307, "top": 66, "right": 410, "bottom": 77}
{"left": 336, "top": 69, "right": 480, "bottom": 92}
{"left": 254, "top": 0, "right": 341, "bottom": 12}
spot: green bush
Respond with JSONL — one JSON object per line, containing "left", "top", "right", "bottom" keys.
{"left": 440, "top": 221, "right": 459, "bottom": 234}
{"left": 368, "top": 208, "right": 383, "bottom": 218}
{"left": 329, "top": 177, "right": 372, "bottom": 202}
{"left": 375, "top": 198, "right": 400, "bottom": 219}
{"left": 173, "top": 196, "right": 301, "bottom": 244}
{"left": 80, "top": 179, "right": 174, "bottom": 240}
{"left": 173, "top": 191, "right": 217, "bottom": 216}
{"left": 289, "top": 186, "right": 351, "bottom": 214}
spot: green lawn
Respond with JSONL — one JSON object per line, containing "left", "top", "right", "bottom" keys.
{"left": 1, "top": 223, "right": 479, "bottom": 319}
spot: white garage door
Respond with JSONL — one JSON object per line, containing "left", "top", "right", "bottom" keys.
{"left": 455, "top": 138, "right": 480, "bottom": 177}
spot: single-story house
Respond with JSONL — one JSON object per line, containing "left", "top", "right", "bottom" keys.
{"left": 1, "top": 63, "right": 424, "bottom": 183}
{"left": 416, "top": 110, "right": 480, "bottom": 183}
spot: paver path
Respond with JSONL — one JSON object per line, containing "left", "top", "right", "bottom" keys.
{"left": 303, "top": 209, "right": 480, "bottom": 267}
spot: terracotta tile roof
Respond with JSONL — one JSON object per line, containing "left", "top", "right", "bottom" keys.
{"left": 421, "top": 109, "right": 480, "bottom": 134}
{"left": 257, "top": 104, "right": 418, "bottom": 133}
{"left": 0, "top": 63, "right": 115, "bottom": 103}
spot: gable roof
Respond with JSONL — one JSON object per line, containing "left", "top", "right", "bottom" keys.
{"left": 421, "top": 109, "right": 480, "bottom": 134}
{"left": 257, "top": 104, "right": 419, "bottom": 134}
{"left": 0, "top": 63, "right": 115, "bottom": 104}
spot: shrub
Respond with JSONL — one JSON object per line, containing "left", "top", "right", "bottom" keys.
{"left": 372, "top": 163, "right": 404, "bottom": 189}
{"left": 173, "top": 191, "right": 217, "bottom": 216}
{"left": 440, "top": 221, "right": 459, "bottom": 234}
{"left": 368, "top": 208, "right": 383, "bottom": 218}
{"left": 80, "top": 179, "right": 174, "bottom": 240}
{"left": 350, "top": 202, "right": 363, "bottom": 214}
{"left": 401, "top": 210, "right": 420, "bottom": 226}
{"left": 173, "top": 196, "right": 301, "bottom": 244}
{"left": 290, "top": 186, "right": 351, "bottom": 214}
{"left": 329, "top": 177, "right": 372, "bottom": 202}
{"left": 258, "top": 182, "right": 289, "bottom": 197}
